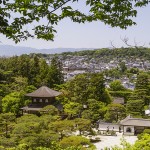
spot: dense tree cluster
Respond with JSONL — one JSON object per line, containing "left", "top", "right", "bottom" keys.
{"left": 0, "top": 51, "right": 150, "bottom": 149}
{"left": 59, "top": 48, "right": 150, "bottom": 62}
{"left": 0, "top": 55, "right": 63, "bottom": 114}
{"left": 0, "top": 112, "right": 95, "bottom": 149}
{"left": 0, "top": 55, "right": 63, "bottom": 88}
{"left": 57, "top": 73, "right": 111, "bottom": 122}
{"left": 126, "top": 72, "right": 150, "bottom": 117}
{"left": 0, "top": 0, "right": 150, "bottom": 147}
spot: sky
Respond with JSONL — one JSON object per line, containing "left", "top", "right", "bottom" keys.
{"left": 0, "top": 1, "right": 150, "bottom": 49}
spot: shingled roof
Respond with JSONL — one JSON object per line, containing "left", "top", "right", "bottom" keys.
{"left": 26, "top": 86, "right": 61, "bottom": 97}
{"left": 113, "top": 97, "right": 124, "bottom": 105}
{"left": 120, "top": 115, "right": 150, "bottom": 127}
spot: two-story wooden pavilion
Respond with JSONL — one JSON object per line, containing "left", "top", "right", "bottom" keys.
{"left": 21, "top": 86, "right": 62, "bottom": 114}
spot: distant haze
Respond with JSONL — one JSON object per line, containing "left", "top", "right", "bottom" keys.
{"left": 0, "top": 45, "right": 94, "bottom": 57}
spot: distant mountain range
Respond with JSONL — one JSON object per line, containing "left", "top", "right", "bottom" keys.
{"left": 0, "top": 45, "right": 94, "bottom": 57}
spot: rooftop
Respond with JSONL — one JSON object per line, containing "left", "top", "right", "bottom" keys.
{"left": 26, "top": 86, "right": 61, "bottom": 98}
{"left": 120, "top": 115, "right": 150, "bottom": 127}
{"left": 113, "top": 97, "right": 124, "bottom": 105}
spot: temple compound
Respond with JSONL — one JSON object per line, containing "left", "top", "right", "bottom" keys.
{"left": 21, "top": 86, "right": 62, "bottom": 114}
{"left": 98, "top": 115, "right": 150, "bottom": 135}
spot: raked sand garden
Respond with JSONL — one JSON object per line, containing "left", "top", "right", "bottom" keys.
{"left": 94, "top": 133, "right": 137, "bottom": 150}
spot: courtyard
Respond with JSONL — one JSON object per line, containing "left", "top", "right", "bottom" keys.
{"left": 94, "top": 133, "right": 137, "bottom": 150}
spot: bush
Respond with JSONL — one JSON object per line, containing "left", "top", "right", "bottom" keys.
{"left": 137, "top": 133, "right": 144, "bottom": 140}
{"left": 111, "top": 130, "right": 117, "bottom": 136}
{"left": 143, "top": 129, "right": 150, "bottom": 134}
{"left": 137, "top": 129, "right": 150, "bottom": 140}
{"left": 59, "top": 136, "right": 96, "bottom": 149}
{"left": 90, "top": 137, "right": 101, "bottom": 143}
{"left": 89, "top": 129, "right": 97, "bottom": 136}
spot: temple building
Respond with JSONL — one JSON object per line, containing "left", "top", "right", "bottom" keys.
{"left": 21, "top": 86, "right": 62, "bottom": 114}
{"left": 98, "top": 115, "right": 150, "bottom": 135}
{"left": 120, "top": 115, "right": 150, "bottom": 135}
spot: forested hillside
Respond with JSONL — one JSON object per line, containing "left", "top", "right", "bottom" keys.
{"left": 36, "top": 48, "right": 150, "bottom": 62}
{"left": 0, "top": 48, "right": 150, "bottom": 149}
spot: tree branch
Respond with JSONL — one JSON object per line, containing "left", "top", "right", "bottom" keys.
{"left": 47, "top": 0, "right": 72, "bottom": 27}
{"left": 50, "top": 0, "right": 72, "bottom": 14}
{"left": 120, "top": 36, "right": 145, "bottom": 48}
{"left": 110, "top": 40, "right": 117, "bottom": 49}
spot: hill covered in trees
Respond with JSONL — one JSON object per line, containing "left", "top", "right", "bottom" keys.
{"left": 55, "top": 47, "right": 150, "bottom": 62}
{"left": 0, "top": 48, "right": 150, "bottom": 149}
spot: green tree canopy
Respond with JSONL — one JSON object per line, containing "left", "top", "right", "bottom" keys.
{"left": 65, "top": 73, "right": 107, "bottom": 103}
{"left": 64, "top": 102, "right": 82, "bottom": 118}
{"left": 9, "top": 114, "right": 60, "bottom": 149}
{"left": 47, "top": 56, "right": 64, "bottom": 88}
{"left": 49, "top": 120, "right": 75, "bottom": 139}
{"left": 40, "top": 105, "right": 59, "bottom": 116}
{"left": 126, "top": 99, "right": 144, "bottom": 117}
{"left": 110, "top": 80, "right": 126, "bottom": 91}
{"left": 119, "top": 62, "right": 127, "bottom": 73}
{"left": 0, "top": 113, "right": 16, "bottom": 138}
{"left": 104, "top": 103, "right": 126, "bottom": 122}
{"left": 81, "top": 99, "right": 106, "bottom": 122}
{"left": 136, "top": 73, "right": 150, "bottom": 90}
{"left": 74, "top": 118, "right": 91, "bottom": 135}
{"left": 2, "top": 92, "right": 25, "bottom": 114}
{"left": 0, "top": 0, "right": 149, "bottom": 42}
{"left": 59, "top": 136, "right": 95, "bottom": 149}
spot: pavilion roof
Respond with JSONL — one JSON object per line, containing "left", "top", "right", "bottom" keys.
{"left": 120, "top": 115, "right": 150, "bottom": 127}
{"left": 20, "top": 103, "right": 63, "bottom": 111}
{"left": 20, "top": 106, "right": 42, "bottom": 111}
{"left": 26, "top": 86, "right": 61, "bottom": 98}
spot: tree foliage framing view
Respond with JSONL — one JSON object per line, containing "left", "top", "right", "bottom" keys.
{"left": 0, "top": 0, "right": 150, "bottom": 43}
